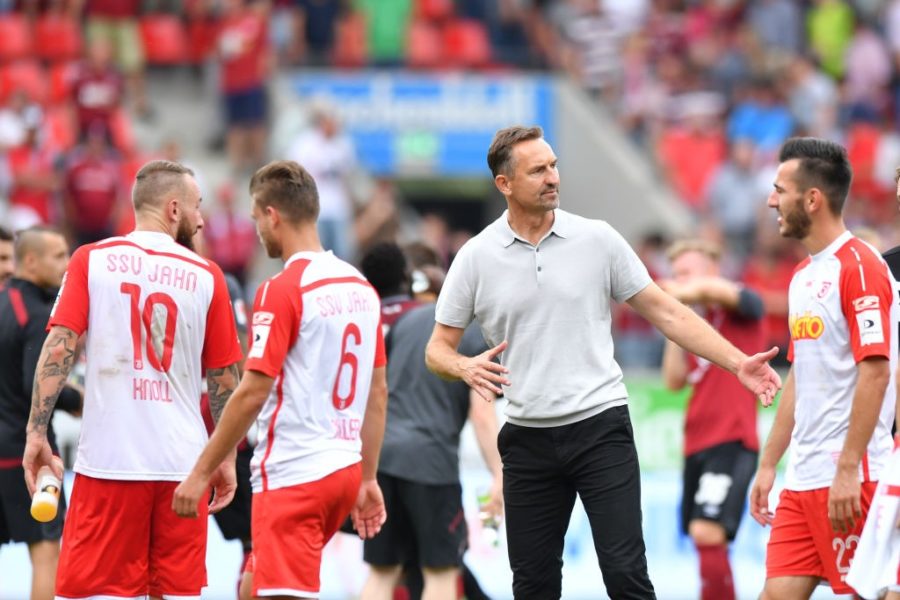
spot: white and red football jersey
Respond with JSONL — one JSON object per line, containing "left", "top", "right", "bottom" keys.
{"left": 244, "top": 251, "right": 386, "bottom": 493}
{"left": 49, "top": 231, "right": 242, "bottom": 481}
{"left": 786, "top": 231, "right": 897, "bottom": 491}
{"left": 846, "top": 440, "right": 900, "bottom": 599}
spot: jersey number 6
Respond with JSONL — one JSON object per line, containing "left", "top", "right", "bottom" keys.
{"left": 332, "top": 322, "right": 361, "bottom": 410}
{"left": 120, "top": 282, "right": 178, "bottom": 372}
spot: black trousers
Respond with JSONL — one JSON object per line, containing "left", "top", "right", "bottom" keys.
{"left": 498, "top": 405, "right": 656, "bottom": 600}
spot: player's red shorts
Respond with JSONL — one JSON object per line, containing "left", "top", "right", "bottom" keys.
{"left": 766, "top": 482, "right": 877, "bottom": 594}
{"left": 55, "top": 474, "right": 209, "bottom": 599}
{"left": 248, "top": 463, "right": 362, "bottom": 597}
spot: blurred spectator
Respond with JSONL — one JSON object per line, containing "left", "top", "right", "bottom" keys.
{"left": 747, "top": 0, "right": 802, "bottom": 55}
{"left": 0, "top": 225, "right": 12, "bottom": 286}
{"left": 0, "top": 90, "right": 42, "bottom": 150}
{"left": 290, "top": 0, "right": 343, "bottom": 65}
{"left": 843, "top": 22, "right": 892, "bottom": 117}
{"left": 613, "top": 231, "right": 667, "bottom": 369}
{"left": 806, "top": 0, "right": 854, "bottom": 79}
{"left": 70, "top": 38, "right": 124, "bottom": 140}
{"left": 726, "top": 78, "right": 794, "bottom": 156}
{"left": 355, "top": 0, "right": 412, "bottom": 66}
{"left": 740, "top": 227, "right": 800, "bottom": 366}
{"left": 286, "top": 101, "right": 357, "bottom": 260}
{"left": 81, "top": 0, "right": 149, "bottom": 118}
{"left": 704, "top": 139, "right": 766, "bottom": 260}
{"left": 202, "top": 181, "right": 258, "bottom": 287}
{"left": 557, "top": 0, "right": 624, "bottom": 101}
{"left": 218, "top": 0, "right": 272, "bottom": 173}
{"left": 62, "top": 123, "right": 123, "bottom": 247}
{"left": 354, "top": 178, "right": 399, "bottom": 257}
{"left": 786, "top": 54, "right": 839, "bottom": 138}
{"left": 657, "top": 98, "right": 727, "bottom": 211}
{"left": 6, "top": 109, "right": 60, "bottom": 224}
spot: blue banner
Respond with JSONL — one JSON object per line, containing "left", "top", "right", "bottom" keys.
{"left": 290, "top": 72, "right": 556, "bottom": 177}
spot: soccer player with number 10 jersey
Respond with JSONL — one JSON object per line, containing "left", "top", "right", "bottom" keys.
{"left": 23, "top": 160, "right": 243, "bottom": 599}
{"left": 173, "top": 160, "right": 389, "bottom": 600}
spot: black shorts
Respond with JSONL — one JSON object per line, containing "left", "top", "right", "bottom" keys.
{"left": 212, "top": 445, "right": 252, "bottom": 543}
{"left": 363, "top": 472, "right": 467, "bottom": 569}
{"left": 0, "top": 466, "right": 66, "bottom": 545}
{"left": 681, "top": 441, "right": 757, "bottom": 541}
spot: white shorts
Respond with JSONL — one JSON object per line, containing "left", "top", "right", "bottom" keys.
{"left": 847, "top": 447, "right": 900, "bottom": 599}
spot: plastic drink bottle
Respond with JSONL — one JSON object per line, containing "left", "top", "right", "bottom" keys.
{"left": 31, "top": 465, "right": 62, "bottom": 522}
{"left": 477, "top": 490, "right": 501, "bottom": 547}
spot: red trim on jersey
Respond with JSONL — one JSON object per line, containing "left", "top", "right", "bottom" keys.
{"left": 260, "top": 372, "right": 286, "bottom": 492}
{"left": 299, "top": 276, "right": 372, "bottom": 295}
{"left": 0, "top": 457, "right": 23, "bottom": 468}
{"left": 94, "top": 239, "right": 216, "bottom": 273}
{"left": 48, "top": 243, "right": 91, "bottom": 335}
{"left": 835, "top": 238, "right": 893, "bottom": 363}
{"left": 885, "top": 484, "right": 900, "bottom": 497}
{"left": 8, "top": 288, "right": 28, "bottom": 326}
{"left": 862, "top": 453, "right": 870, "bottom": 482}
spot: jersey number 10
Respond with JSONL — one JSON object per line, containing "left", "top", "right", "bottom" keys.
{"left": 120, "top": 282, "right": 178, "bottom": 372}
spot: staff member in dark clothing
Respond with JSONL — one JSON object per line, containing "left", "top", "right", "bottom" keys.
{"left": 0, "top": 226, "right": 81, "bottom": 600}
{"left": 360, "top": 242, "right": 502, "bottom": 600}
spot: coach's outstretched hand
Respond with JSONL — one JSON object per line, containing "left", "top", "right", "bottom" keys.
{"left": 737, "top": 346, "right": 782, "bottom": 407}
{"left": 351, "top": 479, "right": 386, "bottom": 539}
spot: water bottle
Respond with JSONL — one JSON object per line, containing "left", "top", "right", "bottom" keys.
{"left": 477, "top": 490, "right": 501, "bottom": 547}
{"left": 31, "top": 465, "right": 61, "bottom": 522}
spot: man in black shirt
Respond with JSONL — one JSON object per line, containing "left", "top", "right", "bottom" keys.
{"left": 359, "top": 243, "right": 503, "bottom": 600}
{"left": 0, "top": 226, "right": 81, "bottom": 600}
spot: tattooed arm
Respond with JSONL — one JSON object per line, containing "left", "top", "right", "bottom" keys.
{"left": 206, "top": 363, "right": 241, "bottom": 424}
{"left": 23, "top": 326, "right": 78, "bottom": 494}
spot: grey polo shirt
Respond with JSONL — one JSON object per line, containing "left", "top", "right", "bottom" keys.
{"left": 435, "top": 208, "right": 651, "bottom": 427}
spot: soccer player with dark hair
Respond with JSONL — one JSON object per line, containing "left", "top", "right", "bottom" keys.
{"left": 750, "top": 138, "right": 897, "bottom": 599}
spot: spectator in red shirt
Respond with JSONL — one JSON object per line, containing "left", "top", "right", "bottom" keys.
{"left": 661, "top": 239, "right": 765, "bottom": 600}
{"left": 218, "top": 0, "right": 272, "bottom": 173}
{"left": 62, "top": 122, "right": 123, "bottom": 247}
{"left": 71, "top": 38, "right": 125, "bottom": 139}
{"left": 7, "top": 108, "right": 61, "bottom": 225}
{"left": 203, "top": 181, "right": 258, "bottom": 287}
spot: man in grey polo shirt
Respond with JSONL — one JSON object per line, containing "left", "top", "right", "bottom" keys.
{"left": 425, "top": 125, "right": 782, "bottom": 600}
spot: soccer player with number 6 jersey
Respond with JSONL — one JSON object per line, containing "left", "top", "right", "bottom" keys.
{"left": 23, "top": 160, "right": 243, "bottom": 599}
{"left": 173, "top": 160, "right": 389, "bottom": 600}
{"left": 750, "top": 138, "right": 898, "bottom": 599}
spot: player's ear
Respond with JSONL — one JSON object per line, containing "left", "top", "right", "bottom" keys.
{"left": 494, "top": 173, "right": 510, "bottom": 195}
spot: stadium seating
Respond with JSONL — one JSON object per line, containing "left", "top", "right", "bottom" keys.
{"left": 0, "top": 14, "right": 33, "bottom": 62}
{"left": 442, "top": 19, "right": 491, "bottom": 69}
{"left": 35, "top": 13, "right": 83, "bottom": 64}
{"left": 1, "top": 60, "right": 48, "bottom": 105}
{"left": 140, "top": 14, "right": 189, "bottom": 65}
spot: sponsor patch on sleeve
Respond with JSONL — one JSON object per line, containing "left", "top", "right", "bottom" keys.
{"left": 248, "top": 312, "right": 274, "bottom": 359}
{"left": 853, "top": 295, "right": 880, "bottom": 312}
{"left": 856, "top": 309, "right": 884, "bottom": 346}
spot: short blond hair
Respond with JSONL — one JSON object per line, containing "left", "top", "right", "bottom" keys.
{"left": 666, "top": 238, "right": 722, "bottom": 262}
